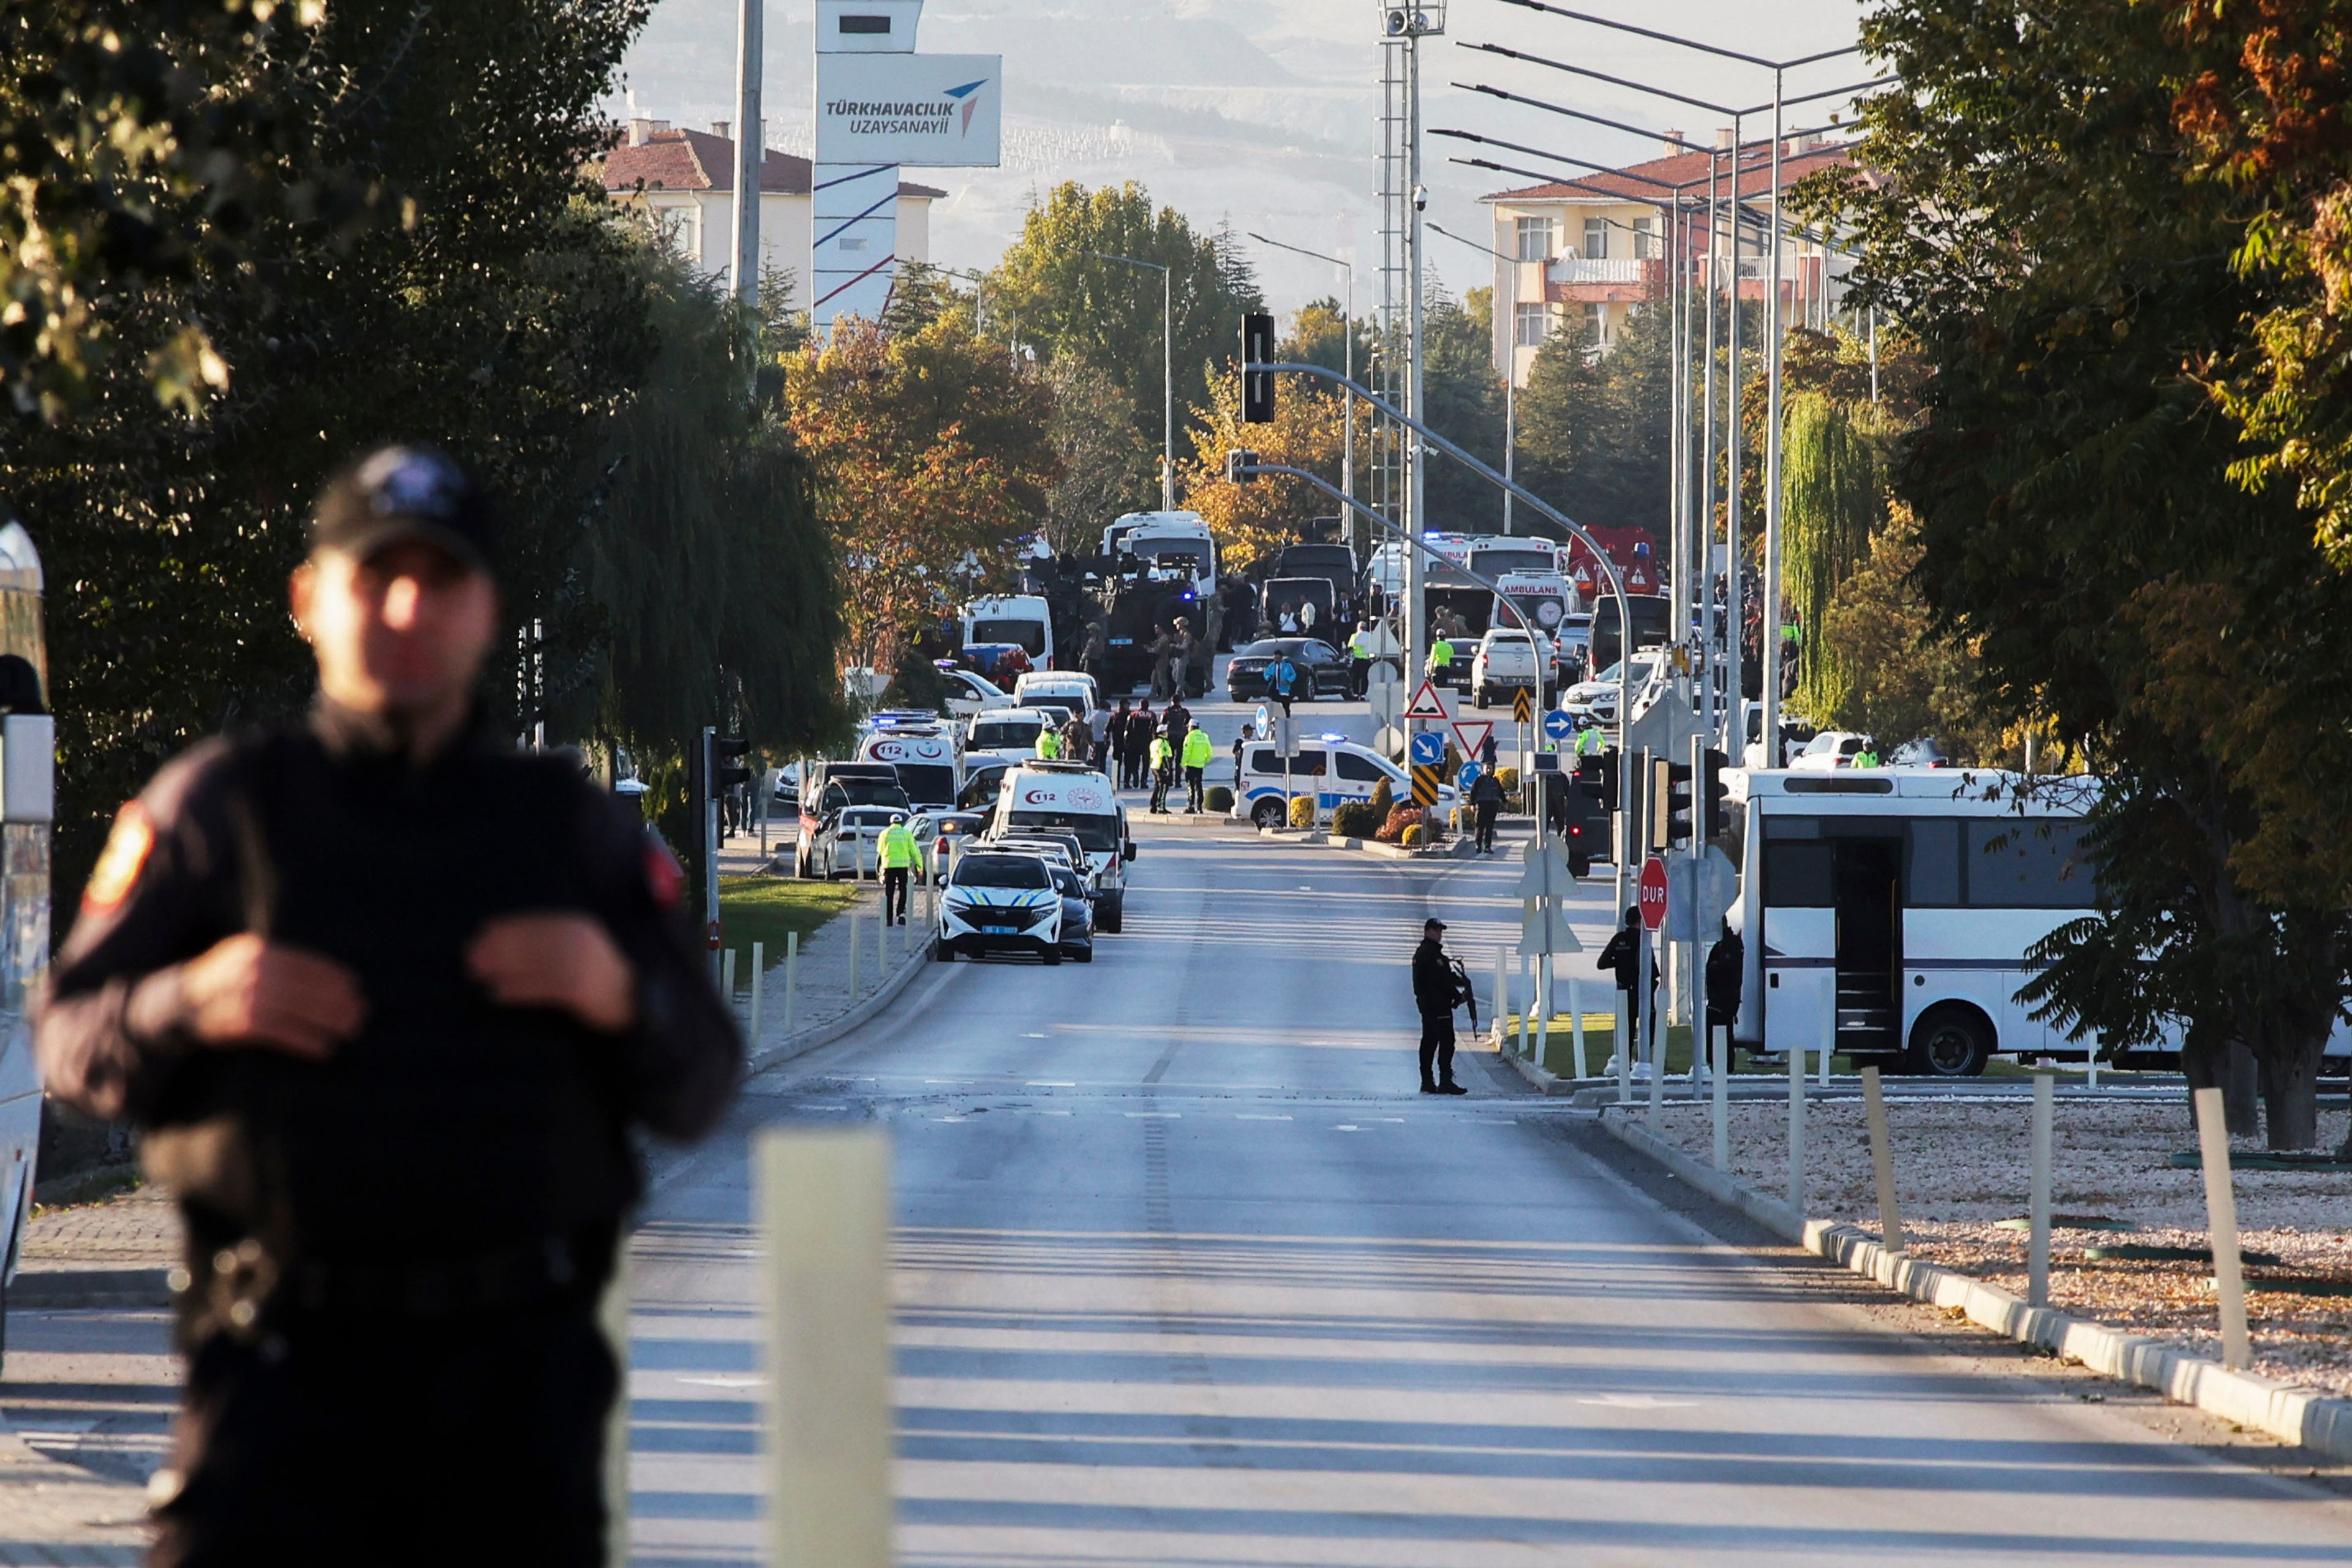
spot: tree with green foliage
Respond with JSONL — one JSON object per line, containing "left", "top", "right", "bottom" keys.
{"left": 1781, "top": 392, "right": 1884, "bottom": 718}
{"left": 2, "top": 2, "right": 844, "bottom": 925}
{"left": 1815, "top": 0, "right": 2352, "bottom": 1148}
{"left": 1420, "top": 287, "right": 1508, "bottom": 532}
{"left": 986, "top": 182, "right": 1263, "bottom": 500}
{"left": 1517, "top": 300, "right": 1672, "bottom": 536}
{"left": 785, "top": 314, "right": 1057, "bottom": 689}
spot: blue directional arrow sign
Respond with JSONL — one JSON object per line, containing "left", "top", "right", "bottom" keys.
{"left": 1409, "top": 731, "right": 1444, "bottom": 766}
{"left": 1542, "top": 709, "right": 1576, "bottom": 743}
{"left": 1457, "top": 762, "right": 1482, "bottom": 791}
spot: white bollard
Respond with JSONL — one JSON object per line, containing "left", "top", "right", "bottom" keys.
{"left": 2086, "top": 1044, "right": 2099, "bottom": 1092}
{"left": 2029, "top": 1069, "right": 2054, "bottom": 1307}
{"left": 758, "top": 1128, "right": 893, "bottom": 1568}
{"left": 1569, "top": 977, "right": 1588, "bottom": 1082}
{"left": 1493, "top": 946, "right": 1507, "bottom": 1046}
{"left": 1615, "top": 992, "right": 1632, "bottom": 1104}
{"left": 848, "top": 914, "right": 859, "bottom": 1002}
{"left": 1861, "top": 1065, "right": 1903, "bottom": 1252}
{"left": 1711, "top": 1020, "right": 1730, "bottom": 1172}
{"left": 1787, "top": 1030, "right": 1807, "bottom": 1217}
{"left": 750, "top": 941, "right": 765, "bottom": 1041}
{"left": 1645, "top": 973, "right": 1664, "bottom": 1130}
{"left": 1517, "top": 952, "right": 1531, "bottom": 1058}
{"left": 598, "top": 1226, "right": 632, "bottom": 1568}
{"left": 722, "top": 947, "right": 737, "bottom": 1009}
{"left": 1534, "top": 954, "right": 1551, "bottom": 1072}
{"left": 784, "top": 930, "right": 799, "bottom": 1035}
{"left": 2192, "top": 1086, "right": 2251, "bottom": 1369}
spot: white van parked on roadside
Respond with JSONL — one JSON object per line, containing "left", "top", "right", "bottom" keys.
{"left": 854, "top": 722, "right": 961, "bottom": 812}
{"left": 987, "top": 762, "right": 1136, "bottom": 930}
{"left": 1012, "top": 671, "right": 1101, "bottom": 722}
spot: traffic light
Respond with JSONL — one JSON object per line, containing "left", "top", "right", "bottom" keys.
{"left": 1663, "top": 755, "right": 1697, "bottom": 846}
{"left": 1586, "top": 747, "right": 1619, "bottom": 813}
{"left": 1242, "top": 312, "right": 1276, "bottom": 423}
{"left": 1226, "top": 448, "right": 1259, "bottom": 484}
{"left": 1700, "top": 746, "right": 1731, "bottom": 839}
{"left": 713, "top": 736, "right": 752, "bottom": 791}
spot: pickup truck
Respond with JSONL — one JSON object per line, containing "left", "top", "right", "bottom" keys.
{"left": 1468, "top": 628, "right": 1558, "bottom": 710}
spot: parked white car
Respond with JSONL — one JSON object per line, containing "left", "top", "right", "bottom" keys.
{"left": 1562, "top": 650, "right": 1665, "bottom": 724}
{"left": 941, "top": 666, "right": 1016, "bottom": 720}
{"left": 1790, "top": 731, "right": 1874, "bottom": 771}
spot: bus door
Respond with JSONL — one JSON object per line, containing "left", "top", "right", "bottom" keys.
{"left": 1831, "top": 837, "right": 1903, "bottom": 1054}
{"left": 1760, "top": 822, "right": 1902, "bottom": 1058}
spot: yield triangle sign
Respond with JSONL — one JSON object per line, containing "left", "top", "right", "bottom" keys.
{"left": 1404, "top": 679, "right": 1452, "bottom": 721}
{"left": 1452, "top": 719, "right": 1494, "bottom": 759}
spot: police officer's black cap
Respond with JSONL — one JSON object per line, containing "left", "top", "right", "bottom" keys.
{"left": 1425, "top": 917, "right": 1446, "bottom": 932}
{"left": 311, "top": 446, "right": 497, "bottom": 575}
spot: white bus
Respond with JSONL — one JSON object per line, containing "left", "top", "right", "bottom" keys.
{"left": 0, "top": 522, "right": 49, "bottom": 1325}
{"left": 1733, "top": 768, "right": 2095, "bottom": 1077}
{"left": 1728, "top": 767, "right": 2349, "bottom": 1076}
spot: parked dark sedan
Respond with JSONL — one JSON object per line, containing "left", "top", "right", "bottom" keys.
{"left": 1224, "top": 638, "right": 1351, "bottom": 702}
{"left": 1051, "top": 864, "right": 1096, "bottom": 962}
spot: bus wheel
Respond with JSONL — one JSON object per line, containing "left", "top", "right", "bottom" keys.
{"left": 1907, "top": 1005, "right": 1992, "bottom": 1077}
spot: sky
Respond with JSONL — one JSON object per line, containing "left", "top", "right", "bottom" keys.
{"left": 614, "top": 0, "right": 1871, "bottom": 317}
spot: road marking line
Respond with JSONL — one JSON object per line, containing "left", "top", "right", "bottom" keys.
{"left": 1335, "top": 1124, "right": 1360, "bottom": 1131}
{"left": 1235, "top": 1114, "right": 1292, "bottom": 1121}
{"left": 1027, "top": 1080, "right": 1076, "bottom": 1087}
{"left": 1124, "top": 1112, "right": 1180, "bottom": 1119}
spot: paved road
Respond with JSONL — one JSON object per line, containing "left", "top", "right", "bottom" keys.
{"left": 625, "top": 802, "right": 2352, "bottom": 1566}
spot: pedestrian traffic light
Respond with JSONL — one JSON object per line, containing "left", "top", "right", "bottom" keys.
{"left": 713, "top": 736, "right": 752, "bottom": 791}
{"left": 1700, "top": 746, "right": 1731, "bottom": 839}
{"left": 1242, "top": 313, "right": 1276, "bottom": 423}
{"left": 1226, "top": 448, "right": 1259, "bottom": 484}
{"left": 1663, "top": 755, "right": 1697, "bottom": 846}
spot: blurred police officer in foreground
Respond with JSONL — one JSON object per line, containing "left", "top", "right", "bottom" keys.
{"left": 34, "top": 446, "right": 741, "bottom": 1567}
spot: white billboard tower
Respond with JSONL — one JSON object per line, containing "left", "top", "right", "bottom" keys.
{"left": 813, "top": 0, "right": 1001, "bottom": 330}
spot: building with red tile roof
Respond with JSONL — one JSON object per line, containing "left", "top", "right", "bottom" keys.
{"left": 1478, "top": 132, "right": 1855, "bottom": 384}
{"left": 599, "top": 120, "right": 946, "bottom": 295}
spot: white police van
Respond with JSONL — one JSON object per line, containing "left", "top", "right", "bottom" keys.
{"left": 1228, "top": 734, "right": 1457, "bottom": 829}
{"left": 988, "top": 762, "right": 1136, "bottom": 931}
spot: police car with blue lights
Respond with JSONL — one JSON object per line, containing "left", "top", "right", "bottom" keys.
{"left": 1228, "top": 733, "right": 1457, "bottom": 829}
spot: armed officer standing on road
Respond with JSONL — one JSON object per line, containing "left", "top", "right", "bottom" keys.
{"left": 1411, "top": 917, "right": 1471, "bottom": 1095}
{"left": 33, "top": 447, "right": 740, "bottom": 1567}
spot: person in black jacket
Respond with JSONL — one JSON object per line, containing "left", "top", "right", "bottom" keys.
{"left": 1468, "top": 769, "right": 1505, "bottom": 854}
{"left": 1703, "top": 929, "right": 1744, "bottom": 1071}
{"left": 1411, "top": 917, "right": 1471, "bottom": 1095}
{"left": 34, "top": 447, "right": 740, "bottom": 1567}
{"left": 1597, "top": 905, "right": 1659, "bottom": 1077}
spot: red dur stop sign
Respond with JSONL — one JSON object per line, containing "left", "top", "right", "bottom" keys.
{"left": 1638, "top": 856, "right": 1669, "bottom": 931}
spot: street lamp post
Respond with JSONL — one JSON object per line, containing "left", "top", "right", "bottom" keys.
{"left": 1087, "top": 250, "right": 1175, "bottom": 511}
{"left": 1247, "top": 233, "right": 1357, "bottom": 553}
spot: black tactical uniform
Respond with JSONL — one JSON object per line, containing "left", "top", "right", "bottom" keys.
{"left": 35, "top": 703, "right": 740, "bottom": 1566}
{"left": 1411, "top": 929, "right": 1468, "bottom": 1093}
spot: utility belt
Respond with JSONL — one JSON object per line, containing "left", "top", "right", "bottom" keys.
{"left": 179, "top": 1225, "right": 613, "bottom": 1337}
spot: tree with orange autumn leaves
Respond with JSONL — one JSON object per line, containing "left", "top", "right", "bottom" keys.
{"left": 784, "top": 314, "right": 1058, "bottom": 682}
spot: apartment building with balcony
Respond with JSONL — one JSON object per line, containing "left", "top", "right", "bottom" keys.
{"left": 1480, "top": 131, "right": 1854, "bottom": 386}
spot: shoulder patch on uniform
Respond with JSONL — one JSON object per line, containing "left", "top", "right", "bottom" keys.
{"left": 84, "top": 801, "right": 156, "bottom": 915}
{"left": 645, "top": 841, "right": 685, "bottom": 910}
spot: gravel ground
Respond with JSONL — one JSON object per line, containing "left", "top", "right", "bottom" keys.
{"left": 1640, "top": 1097, "right": 2352, "bottom": 1398}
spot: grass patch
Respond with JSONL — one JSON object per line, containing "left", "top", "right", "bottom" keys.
{"left": 719, "top": 876, "right": 859, "bottom": 966}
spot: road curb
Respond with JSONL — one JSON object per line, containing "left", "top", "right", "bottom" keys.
{"left": 1596, "top": 1110, "right": 2352, "bottom": 1463}
{"left": 10, "top": 1265, "right": 172, "bottom": 1310}
{"left": 748, "top": 944, "right": 933, "bottom": 1076}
